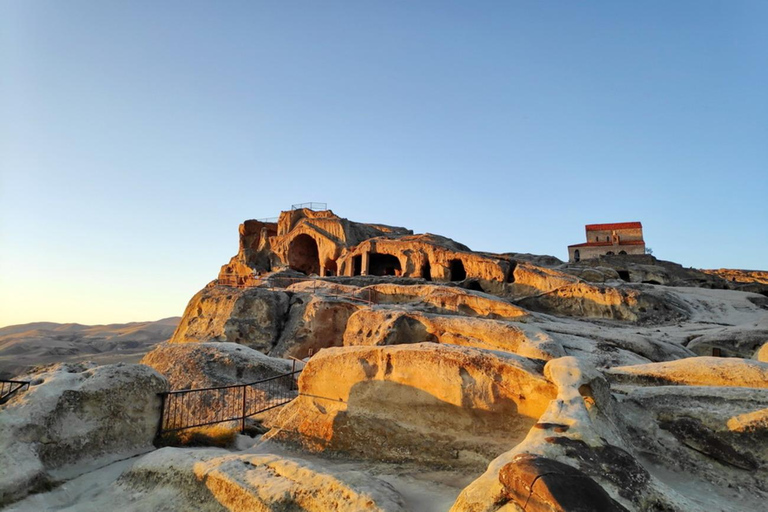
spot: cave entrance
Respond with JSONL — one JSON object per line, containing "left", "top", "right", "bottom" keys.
{"left": 421, "top": 261, "right": 432, "bottom": 281}
{"left": 324, "top": 260, "right": 337, "bottom": 277}
{"left": 352, "top": 255, "right": 362, "bottom": 276}
{"left": 617, "top": 270, "right": 631, "bottom": 282}
{"left": 449, "top": 259, "right": 466, "bottom": 281}
{"left": 369, "top": 253, "right": 401, "bottom": 276}
{"left": 574, "top": 250, "right": 580, "bottom": 262}
{"left": 287, "top": 234, "right": 320, "bottom": 275}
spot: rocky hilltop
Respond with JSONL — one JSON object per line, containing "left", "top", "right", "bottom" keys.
{"left": 2, "top": 208, "right": 767, "bottom": 512}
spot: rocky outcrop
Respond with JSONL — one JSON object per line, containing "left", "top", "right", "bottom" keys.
{"left": 701, "top": 268, "right": 768, "bottom": 296}
{"left": 269, "top": 294, "right": 362, "bottom": 359}
{"left": 606, "top": 357, "right": 768, "bottom": 388}
{"left": 141, "top": 342, "right": 293, "bottom": 389}
{"left": 451, "top": 357, "right": 700, "bottom": 512}
{"left": 687, "top": 323, "right": 768, "bottom": 359}
{"left": 618, "top": 385, "right": 768, "bottom": 495}
{"left": 342, "top": 309, "right": 565, "bottom": 360}
{"left": 170, "top": 285, "right": 290, "bottom": 352}
{"left": 267, "top": 343, "right": 556, "bottom": 468}
{"left": 360, "top": 283, "right": 528, "bottom": 320}
{"left": 508, "top": 262, "right": 685, "bottom": 322}
{"left": 0, "top": 362, "right": 168, "bottom": 505}
{"left": 119, "top": 447, "right": 406, "bottom": 512}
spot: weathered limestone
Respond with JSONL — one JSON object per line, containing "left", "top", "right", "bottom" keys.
{"left": 508, "top": 263, "right": 683, "bottom": 322}
{"left": 618, "top": 386, "right": 768, "bottom": 495}
{"left": 359, "top": 283, "right": 528, "bottom": 320}
{"left": 269, "top": 294, "right": 362, "bottom": 359}
{"left": 687, "top": 325, "right": 768, "bottom": 359}
{"left": 119, "top": 447, "right": 406, "bottom": 512}
{"left": 450, "top": 357, "right": 699, "bottom": 512}
{"left": 267, "top": 343, "right": 556, "bottom": 468}
{"left": 0, "top": 363, "right": 168, "bottom": 505}
{"left": 342, "top": 309, "right": 565, "bottom": 360}
{"left": 141, "top": 342, "right": 292, "bottom": 389}
{"left": 170, "top": 285, "right": 289, "bottom": 352}
{"left": 606, "top": 357, "right": 768, "bottom": 389}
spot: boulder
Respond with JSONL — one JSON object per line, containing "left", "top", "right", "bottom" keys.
{"left": 0, "top": 362, "right": 168, "bottom": 505}
{"left": 687, "top": 325, "right": 768, "bottom": 359}
{"left": 267, "top": 343, "right": 556, "bottom": 468}
{"left": 170, "top": 285, "right": 290, "bottom": 352}
{"left": 606, "top": 357, "right": 768, "bottom": 388}
{"left": 498, "top": 453, "right": 629, "bottom": 512}
{"left": 141, "top": 342, "right": 293, "bottom": 389}
{"left": 119, "top": 447, "right": 406, "bottom": 512}
{"left": 342, "top": 308, "right": 565, "bottom": 360}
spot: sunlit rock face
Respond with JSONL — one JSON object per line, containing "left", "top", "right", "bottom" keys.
{"left": 142, "top": 342, "right": 292, "bottom": 389}
{"left": 266, "top": 343, "right": 557, "bottom": 469}
{"left": 169, "top": 285, "right": 290, "bottom": 351}
{"left": 14, "top": 209, "right": 760, "bottom": 511}
{"left": 119, "top": 447, "right": 407, "bottom": 512}
{"left": 0, "top": 362, "right": 168, "bottom": 505}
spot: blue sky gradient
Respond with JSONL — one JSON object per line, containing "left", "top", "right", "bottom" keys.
{"left": 1, "top": 1, "right": 767, "bottom": 325}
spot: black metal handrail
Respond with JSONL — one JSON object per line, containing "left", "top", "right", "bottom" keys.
{"left": 157, "top": 365, "right": 302, "bottom": 436}
{"left": 0, "top": 379, "right": 30, "bottom": 404}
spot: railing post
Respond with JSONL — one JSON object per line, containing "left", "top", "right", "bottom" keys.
{"left": 240, "top": 385, "right": 247, "bottom": 434}
{"left": 156, "top": 393, "right": 167, "bottom": 441}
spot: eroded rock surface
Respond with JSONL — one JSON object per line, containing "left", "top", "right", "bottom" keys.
{"left": 170, "top": 285, "right": 289, "bottom": 352}
{"left": 267, "top": 343, "right": 556, "bottom": 468}
{"left": 118, "top": 447, "right": 406, "bottom": 512}
{"left": 0, "top": 362, "right": 167, "bottom": 505}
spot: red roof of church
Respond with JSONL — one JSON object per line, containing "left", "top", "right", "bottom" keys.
{"left": 568, "top": 240, "right": 645, "bottom": 248}
{"left": 585, "top": 222, "right": 642, "bottom": 231}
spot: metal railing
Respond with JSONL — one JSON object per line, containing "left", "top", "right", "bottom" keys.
{"left": 157, "top": 366, "right": 301, "bottom": 436}
{"left": 1, "top": 379, "right": 30, "bottom": 404}
{"left": 256, "top": 217, "right": 279, "bottom": 223}
{"left": 291, "top": 202, "right": 327, "bottom": 211}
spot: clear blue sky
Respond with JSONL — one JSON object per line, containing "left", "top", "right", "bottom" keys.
{"left": 1, "top": 1, "right": 767, "bottom": 326}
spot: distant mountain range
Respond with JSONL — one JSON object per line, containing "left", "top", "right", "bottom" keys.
{"left": 0, "top": 317, "right": 180, "bottom": 379}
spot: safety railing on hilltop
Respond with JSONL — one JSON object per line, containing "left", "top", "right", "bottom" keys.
{"left": 0, "top": 379, "right": 30, "bottom": 404}
{"left": 291, "top": 202, "right": 327, "bottom": 211}
{"left": 157, "top": 364, "right": 302, "bottom": 436}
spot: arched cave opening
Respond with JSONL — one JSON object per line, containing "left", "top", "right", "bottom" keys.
{"left": 449, "top": 259, "right": 466, "bottom": 281}
{"left": 287, "top": 234, "right": 320, "bottom": 275}
{"left": 617, "top": 270, "right": 631, "bottom": 282}
{"left": 324, "top": 259, "right": 337, "bottom": 277}
{"left": 421, "top": 261, "right": 432, "bottom": 281}
{"left": 619, "top": 250, "right": 627, "bottom": 255}
{"left": 369, "top": 253, "right": 401, "bottom": 276}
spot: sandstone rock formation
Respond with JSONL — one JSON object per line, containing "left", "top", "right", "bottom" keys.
{"left": 170, "top": 285, "right": 289, "bottom": 352}
{"left": 118, "top": 447, "right": 407, "bottom": 512}
{"left": 267, "top": 343, "right": 556, "bottom": 468}
{"left": 0, "top": 362, "right": 168, "bottom": 505}
{"left": 13, "top": 208, "right": 768, "bottom": 511}
{"left": 141, "top": 342, "right": 293, "bottom": 389}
